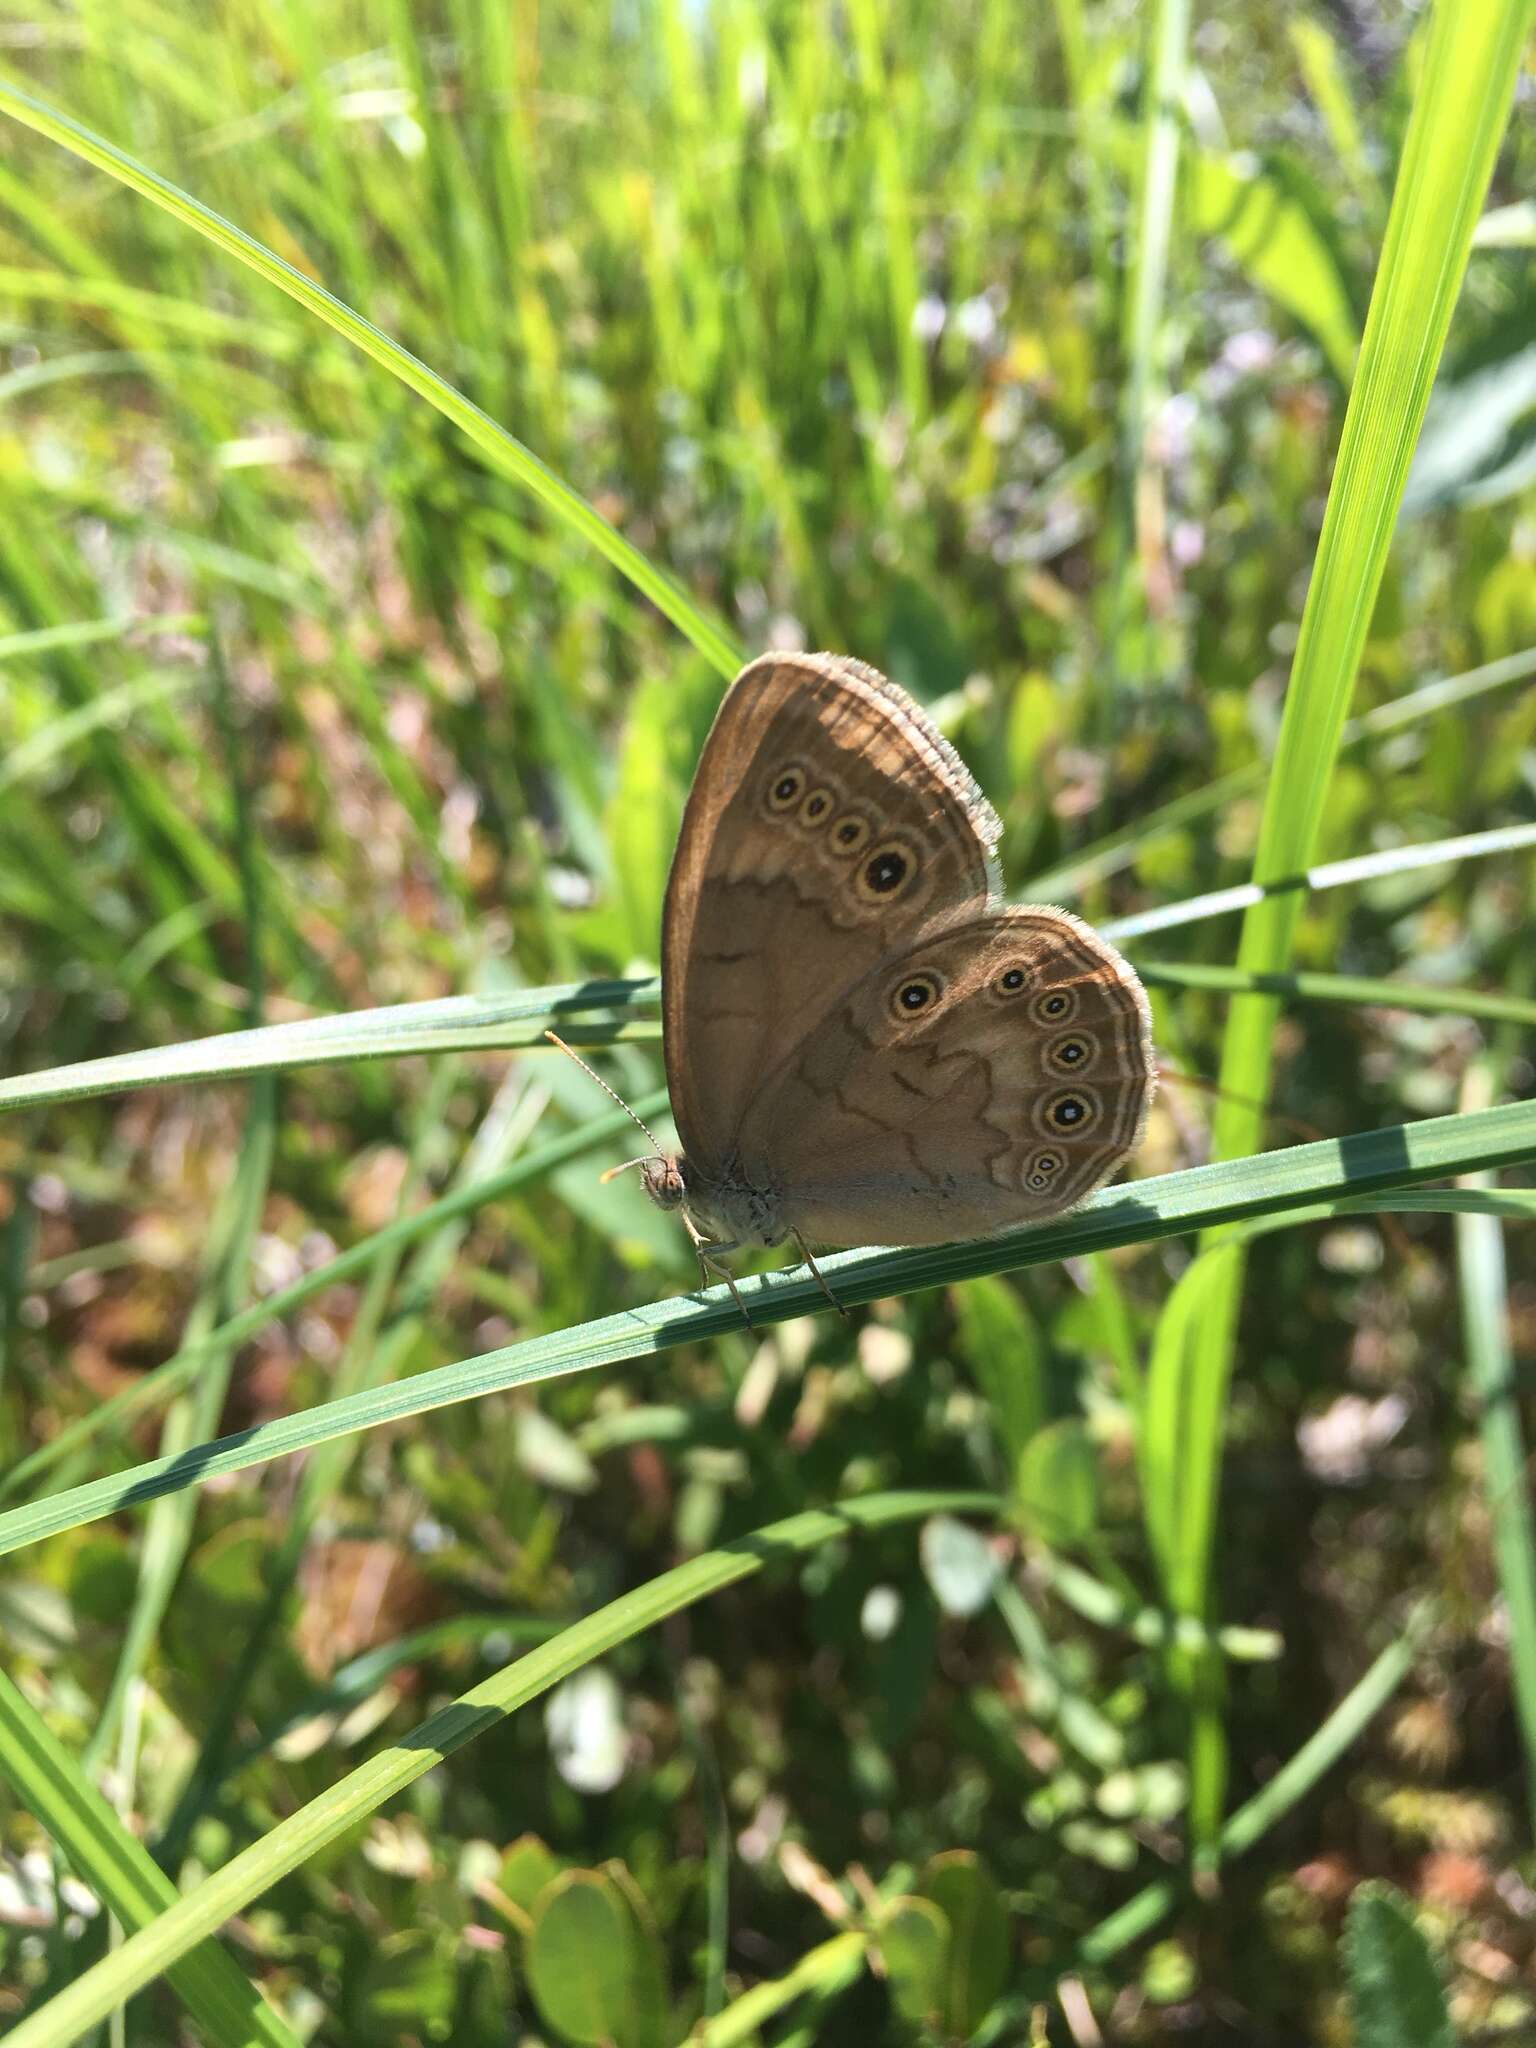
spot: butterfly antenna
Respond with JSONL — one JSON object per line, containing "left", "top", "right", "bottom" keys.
{"left": 543, "top": 1031, "right": 668, "bottom": 1159}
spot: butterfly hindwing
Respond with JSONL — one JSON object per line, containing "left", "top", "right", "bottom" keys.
{"left": 732, "top": 908, "right": 1155, "bottom": 1245}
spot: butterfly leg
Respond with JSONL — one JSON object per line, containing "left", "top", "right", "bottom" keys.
{"left": 681, "top": 1217, "right": 753, "bottom": 1326}
{"left": 791, "top": 1232, "right": 847, "bottom": 1319}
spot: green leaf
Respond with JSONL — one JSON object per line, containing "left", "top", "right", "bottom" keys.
{"left": 953, "top": 1276, "right": 1047, "bottom": 1467}
{"left": 878, "top": 1894, "right": 949, "bottom": 2028}
{"left": 920, "top": 1515, "right": 1003, "bottom": 1619}
{"left": 917, "top": 1851, "right": 1009, "bottom": 2038}
{"left": 5, "top": 1492, "right": 987, "bottom": 2048}
{"left": 527, "top": 1871, "right": 635, "bottom": 2045}
{"left": 525, "top": 1868, "right": 668, "bottom": 2048}
{"left": 1342, "top": 1884, "right": 1457, "bottom": 2048}
{"left": 1015, "top": 1421, "right": 1099, "bottom": 1547}
{"left": 496, "top": 1835, "right": 566, "bottom": 1921}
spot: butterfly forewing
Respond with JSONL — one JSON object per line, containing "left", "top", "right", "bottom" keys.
{"left": 661, "top": 653, "right": 1001, "bottom": 1179}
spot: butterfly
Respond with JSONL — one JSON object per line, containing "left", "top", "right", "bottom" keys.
{"left": 600, "top": 652, "right": 1154, "bottom": 1317}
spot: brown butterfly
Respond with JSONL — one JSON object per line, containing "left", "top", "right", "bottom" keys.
{"left": 584, "top": 652, "right": 1154, "bottom": 1316}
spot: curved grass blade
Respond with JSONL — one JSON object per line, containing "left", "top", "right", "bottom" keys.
{"left": 1072, "top": 1604, "right": 1431, "bottom": 1969}
{"left": 1026, "top": 643, "right": 1536, "bottom": 901}
{"left": 1, "top": 1099, "right": 1532, "bottom": 1563}
{"left": 1137, "top": 961, "right": 1536, "bottom": 1030}
{"left": 4, "top": 815, "right": 1530, "bottom": 1118}
{"left": 0, "top": 1670, "right": 302, "bottom": 2048}
{"left": 3, "top": 1490, "right": 995, "bottom": 2048}
{"left": 0, "top": 981, "right": 663, "bottom": 1113}
{"left": 0, "top": 1090, "right": 670, "bottom": 1500}
{"left": 1104, "top": 821, "right": 1536, "bottom": 943}
{"left": 1172, "top": 0, "right": 1533, "bottom": 1861}
{"left": 0, "top": 82, "right": 741, "bottom": 680}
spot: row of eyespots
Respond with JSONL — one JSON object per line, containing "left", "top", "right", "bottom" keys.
{"left": 1025, "top": 1147, "right": 1064, "bottom": 1192}
{"left": 762, "top": 763, "right": 920, "bottom": 902}
{"left": 988, "top": 968, "right": 1085, "bottom": 1030}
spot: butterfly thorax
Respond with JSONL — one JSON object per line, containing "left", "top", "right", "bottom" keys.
{"left": 642, "top": 1154, "right": 786, "bottom": 1250}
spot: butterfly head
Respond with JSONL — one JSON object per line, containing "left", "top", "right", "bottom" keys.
{"left": 640, "top": 1154, "right": 688, "bottom": 1211}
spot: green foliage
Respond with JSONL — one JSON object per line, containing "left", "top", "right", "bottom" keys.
{"left": 525, "top": 1867, "right": 670, "bottom": 2048}
{"left": 0, "top": 2, "right": 1532, "bottom": 2044}
{"left": 880, "top": 1853, "right": 1008, "bottom": 2042}
{"left": 1342, "top": 1884, "right": 1457, "bottom": 2048}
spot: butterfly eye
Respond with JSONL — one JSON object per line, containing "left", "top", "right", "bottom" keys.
{"left": 798, "top": 786, "right": 835, "bottom": 828}
{"left": 1042, "top": 1090, "right": 1095, "bottom": 1133}
{"left": 889, "top": 971, "right": 942, "bottom": 1021}
{"left": 1032, "top": 987, "right": 1079, "bottom": 1025}
{"left": 764, "top": 764, "right": 808, "bottom": 815}
{"left": 857, "top": 839, "right": 918, "bottom": 903}
{"left": 829, "top": 812, "right": 872, "bottom": 856}
{"left": 993, "top": 964, "right": 1029, "bottom": 998}
{"left": 1048, "top": 1035, "right": 1093, "bottom": 1072}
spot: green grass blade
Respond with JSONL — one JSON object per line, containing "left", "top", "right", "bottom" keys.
{"left": 4, "top": 805, "right": 1530, "bottom": 1118}
{"left": 1137, "top": 961, "right": 1536, "bottom": 1031}
{"left": 0, "top": 81, "right": 741, "bottom": 679}
{"left": 0, "top": 1090, "right": 669, "bottom": 1499}
{"left": 2, "top": 1100, "right": 1531, "bottom": 1563}
{"left": 1025, "top": 643, "right": 1536, "bottom": 900}
{"left": 5, "top": 1491, "right": 994, "bottom": 2048}
{"left": 0, "top": 982, "right": 663, "bottom": 1113}
{"left": 1105, "top": 821, "right": 1536, "bottom": 944}
{"left": 1456, "top": 1071, "right": 1536, "bottom": 1837}
{"left": 0, "top": 1670, "right": 302, "bottom": 2048}
{"left": 1168, "top": 0, "right": 1532, "bottom": 1861}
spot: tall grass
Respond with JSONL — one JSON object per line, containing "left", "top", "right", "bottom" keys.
{"left": 0, "top": 2, "right": 1533, "bottom": 2040}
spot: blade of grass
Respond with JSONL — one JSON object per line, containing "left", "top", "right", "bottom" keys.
{"left": 1025, "top": 643, "right": 1536, "bottom": 901}
{"left": 4, "top": 1490, "right": 996, "bottom": 2048}
{"left": 0, "top": 1669, "right": 302, "bottom": 2048}
{"left": 1103, "top": 821, "right": 1536, "bottom": 943}
{"left": 1161, "top": 0, "right": 1532, "bottom": 1863}
{"left": 1456, "top": 1060, "right": 1536, "bottom": 1838}
{"left": 5, "top": 815, "right": 1531, "bottom": 1118}
{"left": 0, "top": 81, "right": 741, "bottom": 679}
{"left": 1107, "top": 0, "right": 1191, "bottom": 698}
{"left": 0, "top": 1088, "right": 670, "bottom": 1500}
{"left": 696, "top": 1931, "right": 868, "bottom": 2048}
{"left": 2, "top": 1101, "right": 1532, "bottom": 1564}
{"left": 1136, "top": 961, "right": 1536, "bottom": 1031}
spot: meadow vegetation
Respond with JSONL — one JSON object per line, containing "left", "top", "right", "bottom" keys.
{"left": 0, "top": 2, "right": 1534, "bottom": 2041}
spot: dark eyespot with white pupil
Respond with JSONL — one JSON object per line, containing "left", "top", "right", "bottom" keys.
{"left": 1052, "top": 1037, "right": 1089, "bottom": 1068}
{"left": 1000, "top": 967, "right": 1027, "bottom": 992}
{"left": 800, "top": 788, "right": 833, "bottom": 825}
{"left": 1041, "top": 993, "right": 1070, "bottom": 1017}
{"left": 866, "top": 849, "right": 907, "bottom": 893}
{"left": 832, "top": 813, "right": 870, "bottom": 852}
{"left": 1049, "top": 1094, "right": 1090, "bottom": 1129}
{"left": 890, "top": 971, "right": 942, "bottom": 1019}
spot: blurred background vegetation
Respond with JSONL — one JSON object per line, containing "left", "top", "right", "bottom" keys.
{"left": 0, "top": 0, "right": 1534, "bottom": 2041}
